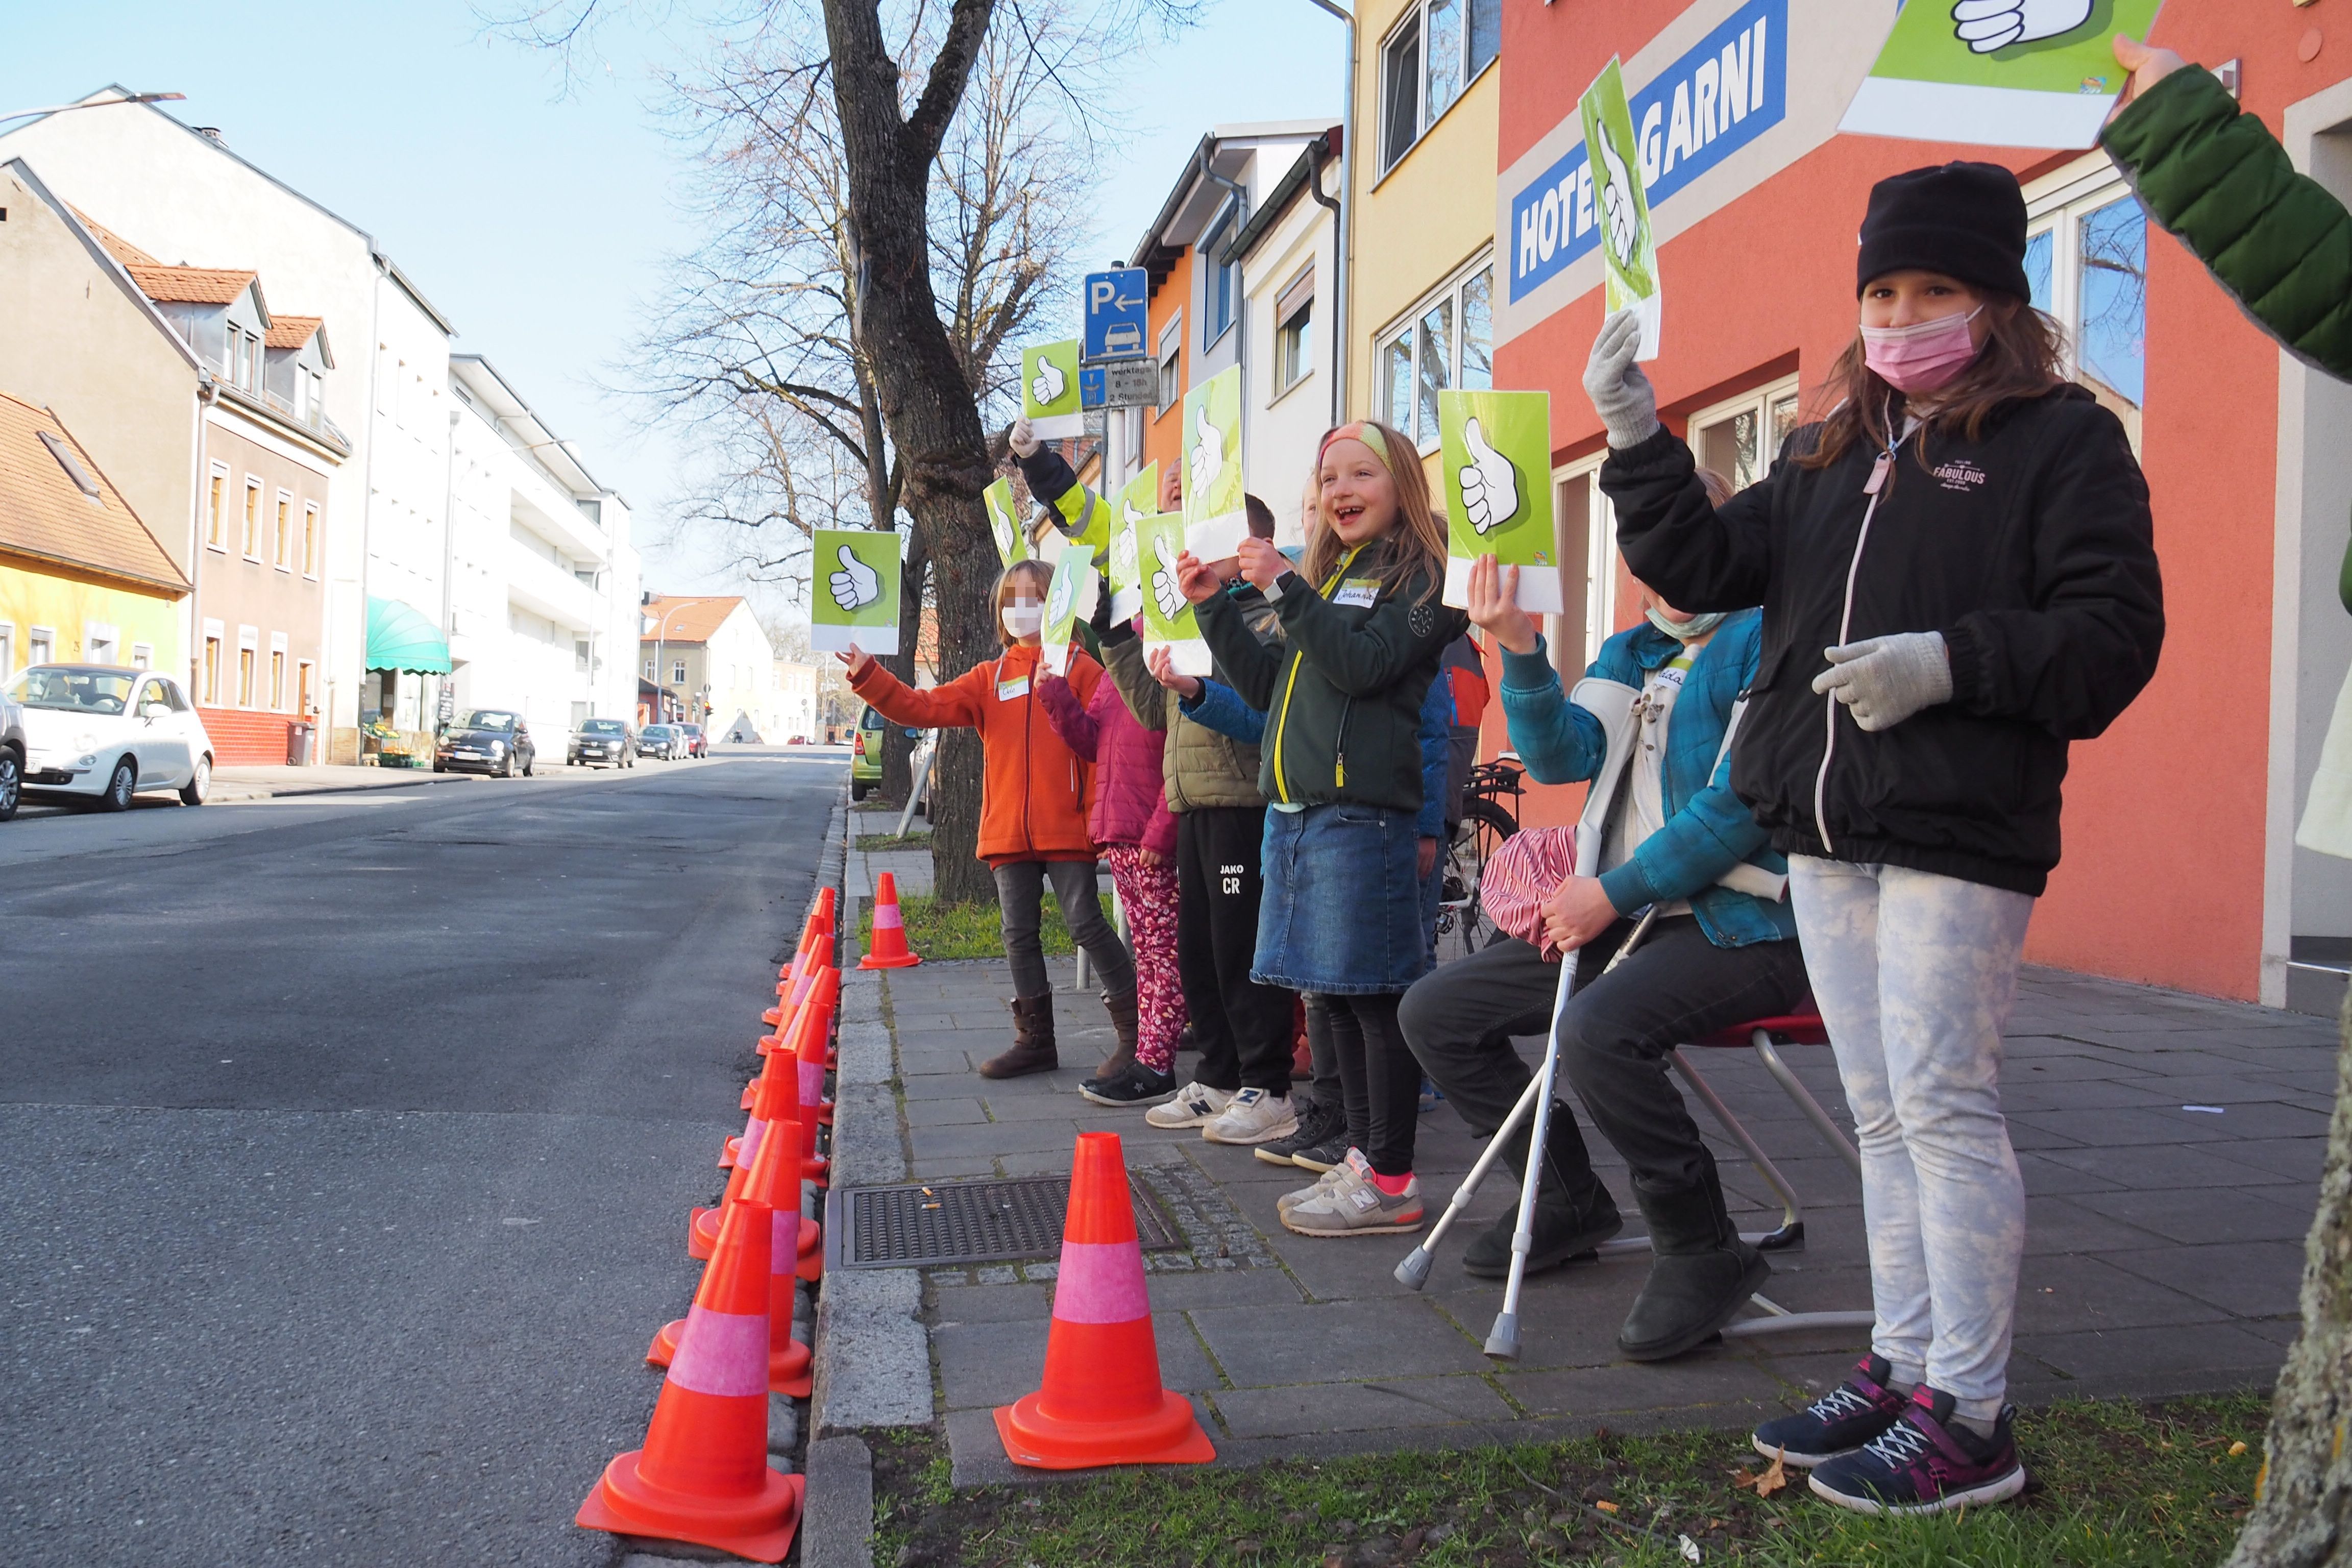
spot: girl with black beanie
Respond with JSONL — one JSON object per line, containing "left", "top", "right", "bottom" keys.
{"left": 1583, "top": 160, "right": 2164, "bottom": 1516}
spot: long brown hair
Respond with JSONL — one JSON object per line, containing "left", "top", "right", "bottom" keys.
{"left": 1800, "top": 291, "right": 2066, "bottom": 472}
{"left": 1303, "top": 420, "right": 1447, "bottom": 602}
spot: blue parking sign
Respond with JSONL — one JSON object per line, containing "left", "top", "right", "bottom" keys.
{"left": 1083, "top": 267, "right": 1149, "bottom": 362}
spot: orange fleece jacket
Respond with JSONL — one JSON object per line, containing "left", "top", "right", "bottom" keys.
{"left": 849, "top": 644, "right": 1103, "bottom": 865}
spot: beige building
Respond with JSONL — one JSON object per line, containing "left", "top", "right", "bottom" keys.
{"left": 640, "top": 595, "right": 779, "bottom": 740}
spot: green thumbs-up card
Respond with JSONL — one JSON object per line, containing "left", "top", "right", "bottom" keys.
{"left": 1107, "top": 463, "right": 1158, "bottom": 623}
{"left": 1579, "top": 57, "right": 1660, "bottom": 362}
{"left": 1181, "top": 364, "right": 1247, "bottom": 562}
{"left": 1135, "top": 510, "right": 1211, "bottom": 677}
{"left": 985, "top": 477, "right": 1030, "bottom": 567}
{"left": 1039, "top": 546, "right": 1097, "bottom": 678}
{"left": 1022, "top": 338, "right": 1085, "bottom": 442}
{"left": 1840, "top": 0, "right": 2164, "bottom": 150}
{"left": 1439, "top": 389, "right": 1560, "bottom": 616}
{"left": 812, "top": 527, "right": 902, "bottom": 654}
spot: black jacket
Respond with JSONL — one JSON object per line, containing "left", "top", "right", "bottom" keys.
{"left": 1198, "top": 536, "right": 1466, "bottom": 815}
{"left": 1603, "top": 385, "right": 2164, "bottom": 896}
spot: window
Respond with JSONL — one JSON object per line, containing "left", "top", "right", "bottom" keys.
{"left": 2027, "top": 172, "right": 2147, "bottom": 451}
{"left": 274, "top": 492, "right": 292, "bottom": 569}
{"left": 1156, "top": 315, "right": 1183, "bottom": 415}
{"left": 29, "top": 627, "right": 54, "bottom": 667}
{"left": 86, "top": 627, "right": 117, "bottom": 665}
{"left": 575, "top": 639, "right": 592, "bottom": 674}
{"left": 1379, "top": 0, "right": 1501, "bottom": 172}
{"left": 1688, "top": 377, "right": 1803, "bottom": 495}
{"left": 238, "top": 646, "right": 256, "bottom": 706}
{"left": 202, "top": 635, "right": 221, "bottom": 703}
{"left": 38, "top": 430, "right": 101, "bottom": 499}
{"left": 1375, "top": 258, "right": 1494, "bottom": 450}
{"left": 643, "top": 657, "right": 655, "bottom": 679}
{"left": 1274, "top": 268, "right": 1315, "bottom": 396}
{"left": 1547, "top": 460, "right": 1621, "bottom": 674}
{"left": 302, "top": 503, "right": 321, "bottom": 577}
{"left": 271, "top": 649, "right": 286, "bottom": 709}
{"left": 672, "top": 660, "right": 687, "bottom": 684}
{"left": 206, "top": 464, "right": 228, "bottom": 549}
{"left": 242, "top": 477, "right": 262, "bottom": 559}
{"left": 131, "top": 643, "right": 152, "bottom": 670}
{"left": 297, "top": 660, "right": 315, "bottom": 714}
{"left": 0, "top": 624, "right": 13, "bottom": 678}
{"left": 1203, "top": 213, "right": 1238, "bottom": 347}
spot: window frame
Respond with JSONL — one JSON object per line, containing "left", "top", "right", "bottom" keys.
{"left": 2024, "top": 159, "right": 2146, "bottom": 452}
{"left": 302, "top": 502, "right": 322, "bottom": 579}
{"left": 1685, "top": 375, "right": 1804, "bottom": 497}
{"left": 131, "top": 642, "right": 153, "bottom": 671}
{"left": 28, "top": 626, "right": 55, "bottom": 668}
{"left": 1202, "top": 213, "right": 1239, "bottom": 350}
{"left": 1155, "top": 313, "right": 1184, "bottom": 419}
{"left": 1376, "top": 0, "right": 1502, "bottom": 177}
{"left": 241, "top": 476, "right": 263, "bottom": 561}
{"left": 0, "top": 623, "right": 13, "bottom": 680}
{"left": 274, "top": 489, "right": 295, "bottom": 571}
{"left": 206, "top": 462, "right": 230, "bottom": 551}
{"left": 1272, "top": 266, "right": 1316, "bottom": 399}
{"left": 297, "top": 659, "right": 315, "bottom": 715}
{"left": 1372, "top": 251, "right": 1497, "bottom": 453}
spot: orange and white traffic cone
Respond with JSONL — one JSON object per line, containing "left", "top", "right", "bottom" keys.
{"left": 654, "top": 1097, "right": 814, "bottom": 1397}
{"left": 794, "top": 968, "right": 838, "bottom": 1187}
{"left": 697, "top": 1064, "right": 792, "bottom": 1260}
{"left": 762, "top": 923, "right": 822, "bottom": 1031}
{"left": 577, "top": 1198, "right": 803, "bottom": 1561}
{"left": 993, "top": 1132, "right": 1215, "bottom": 1469}
{"left": 859, "top": 870, "right": 922, "bottom": 970}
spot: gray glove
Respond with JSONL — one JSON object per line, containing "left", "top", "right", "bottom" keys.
{"left": 1582, "top": 308, "right": 1660, "bottom": 449}
{"left": 1812, "top": 632, "right": 1952, "bottom": 732}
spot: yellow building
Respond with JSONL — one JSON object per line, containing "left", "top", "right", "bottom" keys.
{"left": 0, "top": 391, "right": 188, "bottom": 680}
{"left": 1344, "top": 0, "right": 1502, "bottom": 469}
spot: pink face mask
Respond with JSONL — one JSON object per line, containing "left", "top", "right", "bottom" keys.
{"left": 1860, "top": 306, "right": 1984, "bottom": 394}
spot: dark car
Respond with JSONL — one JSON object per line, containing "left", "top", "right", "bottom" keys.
{"left": 434, "top": 708, "right": 535, "bottom": 777}
{"left": 569, "top": 716, "right": 635, "bottom": 769}
{"left": 677, "top": 722, "right": 708, "bottom": 758}
{"left": 638, "top": 724, "right": 681, "bottom": 760}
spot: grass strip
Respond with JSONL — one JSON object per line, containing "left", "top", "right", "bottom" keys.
{"left": 857, "top": 890, "right": 1114, "bottom": 961}
{"left": 871, "top": 1393, "right": 2265, "bottom": 1567}
{"left": 857, "top": 829, "right": 935, "bottom": 852}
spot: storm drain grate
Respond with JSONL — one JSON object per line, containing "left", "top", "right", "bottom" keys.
{"left": 839, "top": 1175, "right": 1182, "bottom": 1268}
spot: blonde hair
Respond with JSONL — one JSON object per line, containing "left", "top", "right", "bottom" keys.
{"left": 992, "top": 559, "right": 1052, "bottom": 647}
{"left": 1303, "top": 420, "right": 1447, "bottom": 602}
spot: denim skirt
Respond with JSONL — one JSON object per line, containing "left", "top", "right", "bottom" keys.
{"left": 1253, "top": 802, "right": 1431, "bottom": 995}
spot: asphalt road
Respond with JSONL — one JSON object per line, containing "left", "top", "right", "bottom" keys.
{"left": 0, "top": 748, "right": 847, "bottom": 1566}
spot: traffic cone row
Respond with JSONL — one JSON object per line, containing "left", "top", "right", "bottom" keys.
{"left": 576, "top": 888, "right": 843, "bottom": 1562}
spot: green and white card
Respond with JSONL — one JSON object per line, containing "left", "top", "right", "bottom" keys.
{"left": 1135, "top": 510, "right": 1210, "bottom": 678}
{"left": 1580, "top": 57, "right": 1660, "bottom": 362}
{"left": 812, "top": 527, "right": 902, "bottom": 654}
{"left": 1022, "top": 338, "right": 1085, "bottom": 442}
{"left": 1181, "top": 364, "right": 1247, "bottom": 562}
{"left": 1840, "top": 0, "right": 2166, "bottom": 150}
{"left": 1439, "top": 389, "right": 1561, "bottom": 617}
{"left": 984, "top": 477, "right": 1030, "bottom": 566}
{"left": 1107, "top": 463, "right": 1158, "bottom": 622}
{"left": 1039, "top": 546, "right": 1098, "bottom": 678}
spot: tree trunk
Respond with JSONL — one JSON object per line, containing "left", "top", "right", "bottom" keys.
{"left": 2225, "top": 998, "right": 2352, "bottom": 1566}
{"left": 824, "top": 0, "right": 999, "bottom": 906}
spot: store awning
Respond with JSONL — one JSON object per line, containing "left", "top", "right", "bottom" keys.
{"left": 365, "top": 596, "right": 452, "bottom": 674}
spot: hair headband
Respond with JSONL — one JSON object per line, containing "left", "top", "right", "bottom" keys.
{"left": 1317, "top": 422, "right": 1392, "bottom": 474}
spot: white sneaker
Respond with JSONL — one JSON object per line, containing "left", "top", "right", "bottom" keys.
{"left": 1201, "top": 1087, "right": 1300, "bottom": 1145}
{"left": 1282, "top": 1150, "right": 1426, "bottom": 1237}
{"left": 1277, "top": 1162, "right": 1349, "bottom": 1215}
{"left": 1144, "top": 1082, "right": 1234, "bottom": 1129}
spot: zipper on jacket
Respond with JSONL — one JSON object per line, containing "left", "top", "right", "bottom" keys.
{"left": 1813, "top": 425, "right": 1904, "bottom": 855}
{"left": 1334, "top": 697, "right": 1353, "bottom": 790}
{"left": 1267, "top": 545, "right": 1365, "bottom": 804}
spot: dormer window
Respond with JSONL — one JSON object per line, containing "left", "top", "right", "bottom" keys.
{"left": 37, "top": 430, "right": 102, "bottom": 501}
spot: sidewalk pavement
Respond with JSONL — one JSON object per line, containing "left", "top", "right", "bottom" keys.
{"left": 834, "top": 817, "right": 2334, "bottom": 1485}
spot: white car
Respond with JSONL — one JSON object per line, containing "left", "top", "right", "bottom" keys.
{"left": 6, "top": 664, "right": 214, "bottom": 811}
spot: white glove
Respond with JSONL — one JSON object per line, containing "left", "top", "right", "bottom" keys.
{"left": 1950, "top": 0, "right": 2092, "bottom": 53}
{"left": 1009, "top": 418, "right": 1040, "bottom": 457}
{"left": 1189, "top": 406, "right": 1225, "bottom": 502}
{"left": 1597, "top": 133, "right": 1639, "bottom": 269}
{"left": 1150, "top": 534, "right": 1183, "bottom": 620}
{"left": 827, "top": 545, "right": 881, "bottom": 611}
{"left": 1811, "top": 632, "right": 1952, "bottom": 732}
{"left": 1582, "top": 308, "right": 1660, "bottom": 449}
{"left": 1030, "top": 357, "right": 1065, "bottom": 409}
{"left": 1457, "top": 416, "right": 1521, "bottom": 535}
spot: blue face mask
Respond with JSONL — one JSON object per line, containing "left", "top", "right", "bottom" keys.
{"left": 1645, "top": 605, "right": 1726, "bottom": 642}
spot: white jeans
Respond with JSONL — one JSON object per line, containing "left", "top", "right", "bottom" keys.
{"left": 1790, "top": 855, "right": 2033, "bottom": 1421}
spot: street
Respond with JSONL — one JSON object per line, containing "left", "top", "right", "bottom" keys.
{"left": 1, "top": 748, "right": 845, "bottom": 1566}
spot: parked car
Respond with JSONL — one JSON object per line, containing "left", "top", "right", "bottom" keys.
{"left": 850, "top": 707, "right": 886, "bottom": 799}
{"left": 434, "top": 709, "right": 535, "bottom": 776}
{"left": 6, "top": 664, "right": 213, "bottom": 811}
{"left": 638, "top": 723, "right": 681, "bottom": 760}
{"left": 569, "top": 716, "right": 635, "bottom": 769}
{"left": 677, "top": 722, "right": 709, "bottom": 758}
{"left": 0, "top": 681, "right": 24, "bottom": 821}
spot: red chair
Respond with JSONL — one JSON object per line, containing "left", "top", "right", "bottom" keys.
{"left": 1598, "top": 1006, "right": 1874, "bottom": 1341}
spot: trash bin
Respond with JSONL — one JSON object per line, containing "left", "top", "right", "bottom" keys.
{"left": 286, "top": 720, "right": 316, "bottom": 767}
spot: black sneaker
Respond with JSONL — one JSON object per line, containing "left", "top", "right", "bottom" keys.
{"left": 1255, "top": 1097, "right": 1344, "bottom": 1167}
{"left": 1752, "top": 1354, "right": 1910, "bottom": 1467}
{"left": 1077, "top": 1062, "right": 1178, "bottom": 1108}
{"left": 1809, "top": 1387, "right": 2026, "bottom": 1516}
{"left": 1288, "top": 1129, "right": 1352, "bottom": 1173}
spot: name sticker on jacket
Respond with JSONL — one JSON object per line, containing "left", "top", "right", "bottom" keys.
{"left": 1333, "top": 578, "right": 1382, "bottom": 608}
{"left": 996, "top": 676, "right": 1031, "bottom": 701}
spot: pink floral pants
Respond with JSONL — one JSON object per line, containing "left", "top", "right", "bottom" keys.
{"left": 1104, "top": 844, "right": 1186, "bottom": 1074}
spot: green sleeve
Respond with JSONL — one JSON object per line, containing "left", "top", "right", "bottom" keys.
{"left": 1273, "top": 573, "right": 1468, "bottom": 698}
{"left": 2102, "top": 66, "right": 2352, "bottom": 380}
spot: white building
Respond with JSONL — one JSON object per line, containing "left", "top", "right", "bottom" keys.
{"left": 770, "top": 660, "right": 818, "bottom": 744}
{"left": 640, "top": 596, "right": 778, "bottom": 740}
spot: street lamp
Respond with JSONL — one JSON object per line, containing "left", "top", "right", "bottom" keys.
{"left": 0, "top": 91, "right": 185, "bottom": 129}
{"left": 1302, "top": 1, "right": 1354, "bottom": 427}
{"left": 650, "top": 598, "right": 709, "bottom": 725}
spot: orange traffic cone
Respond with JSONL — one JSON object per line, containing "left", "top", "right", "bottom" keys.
{"left": 697, "top": 1064, "right": 791, "bottom": 1260}
{"left": 859, "top": 871, "right": 922, "bottom": 969}
{"left": 993, "top": 1133, "right": 1214, "bottom": 1469}
{"left": 577, "top": 1197, "right": 803, "bottom": 1562}
{"left": 654, "top": 1093, "right": 814, "bottom": 1396}
{"left": 794, "top": 968, "right": 838, "bottom": 1187}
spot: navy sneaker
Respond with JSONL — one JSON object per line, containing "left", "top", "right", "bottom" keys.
{"left": 1809, "top": 1386, "right": 2026, "bottom": 1516}
{"left": 1752, "top": 1354, "right": 1909, "bottom": 1466}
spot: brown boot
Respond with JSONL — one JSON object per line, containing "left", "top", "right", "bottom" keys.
{"left": 1095, "top": 989, "right": 1140, "bottom": 1083}
{"left": 981, "top": 994, "right": 1058, "bottom": 1080}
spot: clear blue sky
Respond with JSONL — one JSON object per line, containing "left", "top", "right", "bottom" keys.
{"left": 0, "top": 2, "right": 1338, "bottom": 615}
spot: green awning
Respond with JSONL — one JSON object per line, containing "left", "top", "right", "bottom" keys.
{"left": 365, "top": 596, "right": 451, "bottom": 674}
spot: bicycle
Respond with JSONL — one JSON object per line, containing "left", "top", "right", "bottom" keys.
{"left": 1435, "top": 755, "right": 1523, "bottom": 957}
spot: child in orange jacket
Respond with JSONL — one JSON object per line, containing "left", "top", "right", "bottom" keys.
{"left": 840, "top": 559, "right": 1138, "bottom": 1080}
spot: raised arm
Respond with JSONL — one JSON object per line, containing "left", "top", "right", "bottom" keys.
{"left": 1495, "top": 636, "right": 1611, "bottom": 786}
{"left": 848, "top": 656, "right": 989, "bottom": 731}
{"left": 1600, "top": 429, "right": 1780, "bottom": 615}
{"left": 1098, "top": 625, "right": 1171, "bottom": 733}
{"left": 1035, "top": 671, "right": 1099, "bottom": 760}
{"left": 1178, "top": 679, "right": 1267, "bottom": 746}
{"left": 1195, "top": 589, "right": 1283, "bottom": 711}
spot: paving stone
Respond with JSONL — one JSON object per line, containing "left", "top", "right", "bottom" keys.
{"left": 934, "top": 1311, "right": 1218, "bottom": 1409}
{"left": 911, "top": 1121, "right": 1091, "bottom": 1159}
{"left": 814, "top": 1266, "right": 930, "bottom": 1432}
{"left": 903, "top": 1097, "right": 988, "bottom": 1127}
{"left": 2039, "top": 1143, "right": 2294, "bottom": 1190}
{"left": 2013, "top": 1252, "right": 2235, "bottom": 1335}
{"left": 1213, "top": 1374, "right": 1517, "bottom": 1439}
{"left": 2070, "top": 1184, "right": 2317, "bottom": 1246}
{"left": 2015, "top": 1150, "right": 2129, "bottom": 1195}
{"left": 900, "top": 1073, "right": 987, "bottom": 1101}
{"left": 2015, "top": 1322, "right": 2284, "bottom": 1385}
{"left": 1190, "top": 1298, "right": 1489, "bottom": 1385}
{"left": 2006, "top": 1106, "right": 2240, "bottom": 1147}
{"left": 2203, "top": 1137, "right": 2330, "bottom": 1183}
{"left": 1500, "top": 1355, "right": 1791, "bottom": 1419}
{"left": 2169, "top": 1101, "right": 2334, "bottom": 1140}
{"left": 2000, "top": 1077, "right": 2179, "bottom": 1114}
{"left": 932, "top": 1281, "right": 1055, "bottom": 1323}
{"left": 2021, "top": 1194, "right": 2170, "bottom": 1254}
{"left": 2103, "top": 1241, "right": 2308, "bottom": 1317}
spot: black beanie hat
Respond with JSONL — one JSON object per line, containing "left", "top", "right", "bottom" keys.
{"left": 1855, "top": 162, "right": 2029, "bottom": 301}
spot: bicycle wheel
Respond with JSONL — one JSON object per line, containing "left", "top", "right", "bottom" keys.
{"left": 1439, "top": 797, "right": 1518, "bottom": 957}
